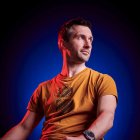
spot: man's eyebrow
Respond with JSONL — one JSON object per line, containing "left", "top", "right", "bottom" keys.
{"left": 72, "top": 32, "right": 80, "bottom": 38}
{"left": 76, "top": 33, "right": 93, "bottom": 39}
{"left": 73, "top": 33, "right": 90, "bottom": 37}
{"left": 71, "top": 32, "right": 93, "bottom": 40}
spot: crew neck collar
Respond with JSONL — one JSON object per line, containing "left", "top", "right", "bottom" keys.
{"left": 58, "top": 67, "right": 89, "bottom": 80}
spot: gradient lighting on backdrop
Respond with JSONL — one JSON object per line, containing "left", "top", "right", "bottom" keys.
{"left": 1, "top": 11, "right": 139, "bottom": 139}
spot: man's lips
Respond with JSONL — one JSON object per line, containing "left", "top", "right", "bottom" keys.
{"left": 81, "top": 50, "right": 90, "bottom": 55}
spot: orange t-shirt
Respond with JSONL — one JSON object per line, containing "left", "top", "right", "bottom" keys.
{"left": 27, "top": 68, "right": 118, "bottom": 140}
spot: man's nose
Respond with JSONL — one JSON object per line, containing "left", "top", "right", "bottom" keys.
{"left": 84, "top": 39, "right": 92, "bottom": 48}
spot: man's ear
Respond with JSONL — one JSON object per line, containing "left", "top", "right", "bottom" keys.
{"left": 58, "top": 39, "right": 67, "bottom": 50}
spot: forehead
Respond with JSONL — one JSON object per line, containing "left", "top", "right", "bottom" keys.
{"left": 69, "top": 25, "right": 93, "bottom": 36}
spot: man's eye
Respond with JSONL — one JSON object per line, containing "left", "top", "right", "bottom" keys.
{"left": 77, "top": 36, "right": 82, "bottom": 39}
{"left": 89, "top": 37, "right": 93, "bottom": 43}
{"left": 90, "top": 39, "right": 93, "bottom": 43}
{"left": 77, "top": 35, "right": 84, "bottom": 40}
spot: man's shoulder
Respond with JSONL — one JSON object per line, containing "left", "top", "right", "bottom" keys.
{"left": 87, "top": 67, "right": 113, "bottom": 80}
{"left": 87, "top": 67, "right": 103, "bottom": 76}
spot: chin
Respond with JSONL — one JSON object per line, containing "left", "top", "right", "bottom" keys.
{"left": 75, "top": 55, "right": 90, "bottom": 63}
{"left": 82, "top": 56, "right": 90, "bottom": 62}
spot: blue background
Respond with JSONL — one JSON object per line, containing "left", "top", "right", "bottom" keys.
{"left": 0, "top": 1, "right": 140, "bottom": 140}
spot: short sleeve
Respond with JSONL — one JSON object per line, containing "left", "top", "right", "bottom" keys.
{"left": 27, "top": 85, "right": 44, "bottom": 116}
{"left": 96, "top": 74, "right": 118, "bottom": 101}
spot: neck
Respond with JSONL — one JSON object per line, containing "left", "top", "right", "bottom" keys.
{"left": 61, "top": 57, "right": 87, "bottom": 77}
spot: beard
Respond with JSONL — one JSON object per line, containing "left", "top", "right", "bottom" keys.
{"left": 68, "top": 51, "right": 91, "bottom": 64}
{"left": 77, "top": 54, "right": 90, "bottom": 63}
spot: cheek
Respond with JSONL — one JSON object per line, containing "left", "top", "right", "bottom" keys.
{"left": 68, "top": 40, "right": 83, "bottom": 53}
{"left": 72, "top": 41, "right": 83, "bottom": 50}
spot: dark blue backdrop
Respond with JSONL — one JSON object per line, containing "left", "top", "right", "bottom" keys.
{"left": 0, "top": 1, "right": 140, "bottom": 140}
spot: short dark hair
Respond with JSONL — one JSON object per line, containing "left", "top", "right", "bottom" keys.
{"left": 58, "top": 17, "right": 92, "bottom": 42}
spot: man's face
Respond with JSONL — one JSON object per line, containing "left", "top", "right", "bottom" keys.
{"left": 64, "top": 25, "right": 93, "bottom": 64}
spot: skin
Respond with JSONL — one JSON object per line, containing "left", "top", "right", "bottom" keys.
{"left": 65, "top": 95, "right": 117, "bottom": 140}
{"left": 60, "top": 25, "right": 117, "bottom": 140}
{"left": 60, "top": 25, "right": 93, "bottom": 77}
{"left": 1, "top": 25, "right": 117, "bottom": 140}
{"left": 1, "top": 111, "right": 43, "bottom": 140}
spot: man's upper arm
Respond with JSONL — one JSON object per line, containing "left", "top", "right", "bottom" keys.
{"left": 97, "top": 95, "right": 117, "bottom": 115}
{"left": 20, "top": 110, "right": 43, "bottom": 132}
